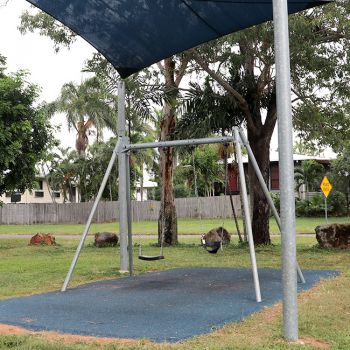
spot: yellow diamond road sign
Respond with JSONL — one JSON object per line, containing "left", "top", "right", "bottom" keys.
{"left": 320, "top": 176, "right": 332, "bottom": 198}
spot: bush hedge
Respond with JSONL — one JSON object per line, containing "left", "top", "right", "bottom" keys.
{"left": 271, "top": 191, "right": 347, "bottom": 217}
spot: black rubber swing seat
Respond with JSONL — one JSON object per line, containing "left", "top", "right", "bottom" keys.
{"left": 202, "top": 241, "right": 221, "bottom": 254}
{"left": 138, "top": 255, "right": 165, "bottom": 261}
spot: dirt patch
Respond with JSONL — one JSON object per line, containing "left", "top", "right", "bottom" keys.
{"left": 298, "top": 336, "right": 331, "bottom": 349}
{"left": 0, "top": 324, "right": 152, "bottom": 346}
{"left": 260, "top": 302, "right": 282, "bottom": 324}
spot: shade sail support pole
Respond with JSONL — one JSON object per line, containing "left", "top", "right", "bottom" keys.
{"left": 272, "top": 0, "right": 298, "bottom": 341}
{"left": 118, "top": 81, "right": 129, "bottom": 273}
{"left": 125, "top": 151, "right": 134, "bottom": 276}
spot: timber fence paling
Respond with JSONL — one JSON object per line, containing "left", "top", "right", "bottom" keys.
{"left": 0, "top": 196, "right": 242, "bottom": 224}
{"left": 131, "top": 200, "right": 160, "bottom": 222}
{"left": 174, "top": 196, "right": 241, "bottom": 219}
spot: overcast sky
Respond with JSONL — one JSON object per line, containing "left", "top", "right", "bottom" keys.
{"left": 0, "top": 0, "right": 336, "bottom": 158}
{"left": 0, "top": 0, "right": 96, "bottom": 149}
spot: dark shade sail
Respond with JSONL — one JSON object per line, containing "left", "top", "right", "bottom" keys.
{"left": 26, "top": 0, "right": 329, "bottom": 78}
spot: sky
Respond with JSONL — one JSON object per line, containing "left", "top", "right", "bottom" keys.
{"left": 0, "top": 0, "right": 336, "bottom": 158}
{"left": 0, "top": 0, "right": 96, "bottom": 149}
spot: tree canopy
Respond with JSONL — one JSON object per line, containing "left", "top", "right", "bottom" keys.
{"left": 0, "top": 57, "right": 55, "bottom": 196}
{"left": 55, "top": 77, "right": 117, "bottom": 156}
{"left": 174, "top": 1, "right": 350, "bottom": 243}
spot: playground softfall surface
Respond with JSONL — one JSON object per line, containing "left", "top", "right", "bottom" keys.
{"left": 0, "top": 268, "right": 338, "bottom": 342}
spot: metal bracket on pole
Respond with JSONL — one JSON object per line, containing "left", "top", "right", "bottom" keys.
{"left": 61, "top": 139, "right": 121, "bottom": 292}
{"left": 234, "top": 128, "right": 262, "bottom": 303}
{"left": 238, "top": 129, "right": 305, "bottom": 284}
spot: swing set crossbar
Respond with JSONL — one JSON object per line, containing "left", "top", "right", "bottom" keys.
{"left": 124, "top": 136, "right": 236, "bottom": 152}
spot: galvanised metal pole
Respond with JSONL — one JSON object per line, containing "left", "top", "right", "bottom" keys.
{"left": 61, "top": 139, "right": 121, "bottom": 292}
{"left": 125, "top": 152, "right": 134, "bottom": 276}
{"left": 238, "top": 129, "right": 305, "bottom": 284}
{"left": 118, "top": 81, "right": 129, "bottom": 273}
{"left": 234, "top": 128, "right": 261, "bottom": 303}
{"left": 125, "top": 136, "right": 235, "bottom": 152}
{"left": 272, "top": 0, "right": 298, "bottom": 341}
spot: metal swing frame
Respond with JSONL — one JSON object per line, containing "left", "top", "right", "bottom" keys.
{"left": 61, "top": 81, "right": 305, "bottom": 305}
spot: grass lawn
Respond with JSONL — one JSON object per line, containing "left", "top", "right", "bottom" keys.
{"left": 0, "top": 216, "right": 349, "bottom": 236}
{"left": 0, "top": 235, "right": 349, "bottom": 349}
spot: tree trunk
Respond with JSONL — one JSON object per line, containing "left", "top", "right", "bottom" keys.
{"left": 158, "top": 114, "right": 178, "bottom": 245}
{"left": 75, "top": 121, "right": 88, "bottom": 156}
{"left": 158, "top": 58, "right": 178, "bottom": 246}
{"left": 248, "top": 129, "right": 272, "bottom": 245}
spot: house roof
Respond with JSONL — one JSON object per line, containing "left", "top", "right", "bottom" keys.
{"left": 26, "top": 0, "right": 329, "bottom": 78}
{"left": 227, "top": 150, "right": 336, "bottom": 164}
{"left": 269, "top": 151, "right": 336, "bottom": 162}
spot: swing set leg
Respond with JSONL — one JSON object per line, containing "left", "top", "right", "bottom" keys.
{"left": 61, "top": 139, "right": 121, "bottom": 292}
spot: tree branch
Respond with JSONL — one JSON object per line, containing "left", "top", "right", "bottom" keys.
{"left": 157, "top": 61, "right": 164, "bottom": 75}
{"left": 256, "top": 63, "right": 272, "bottom": 98}
{"left": 189, "top": 49, "right": 257, "bottom": 134}
{"left": 175, "top": 55, "right": 189, "bottom": 87}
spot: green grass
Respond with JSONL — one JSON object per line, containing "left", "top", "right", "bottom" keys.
{"left": 0, "top": 216, "right": 349, "bottom": 236}
{"left": 0, "top": 235, "right": 350, "bottom": 349}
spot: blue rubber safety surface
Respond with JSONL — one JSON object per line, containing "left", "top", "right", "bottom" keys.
{"left": 0, "top": 268, "right": 338, "bottom": 342}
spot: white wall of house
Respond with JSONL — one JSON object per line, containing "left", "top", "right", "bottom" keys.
{"left": 0, "top": 178, "right": 65, "bottom": 204}
{"left": 135, "top": 164, "right": 157, "bottom": 201}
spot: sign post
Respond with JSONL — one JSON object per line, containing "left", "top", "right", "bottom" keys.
{"left": 320, "top": 176, "right": 332, "bottom": 223}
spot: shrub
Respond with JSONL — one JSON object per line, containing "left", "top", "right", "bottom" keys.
{"left": 328, "top": 191, "right": 347, "bottom": 216}
{"left": 295, "top": 194, "right": 325, "bottom": 217}
{"left": 174, "top": 184, "right": 191, "bottom": 198}
{"left": 270, "top": 192, "right": 280, "bottom": 215}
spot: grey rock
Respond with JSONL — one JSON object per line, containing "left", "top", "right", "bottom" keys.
{"left": 202, "top": 227, "right": 231, "bottom": 245}
{"left": 315, "top": 224, "right": 350, "bottom": 249}
{"left": 94, "top": 232, "right": 118, "bottom": 248}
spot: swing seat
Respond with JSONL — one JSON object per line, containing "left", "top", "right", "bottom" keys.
{"left": 203, "top": 241, "right": 221, "bottom": 254}
{"left": 201, "top": 236, "right": 221, "bottom": 254}
{"left": 138, "top": 242, "right": 164, "bottom": 261}
{"left": 138, "top": 255, "right": 165, "bottom": 261}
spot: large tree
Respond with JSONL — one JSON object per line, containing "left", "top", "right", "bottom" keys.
{"left": 84, "top": 53, "right": 189, "bottom": 245}
{"left": 0, "top": 56, "right": 55, "bottom": 196}
{"left": 155, "top": 56, "right": 190, "bottom": 245}
{"left": 183, "top": 1, "right": 350, "bottom": 244}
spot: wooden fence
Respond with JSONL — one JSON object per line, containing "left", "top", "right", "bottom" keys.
{"left": 0, "top": 196, "right": 242, "bottom": 225}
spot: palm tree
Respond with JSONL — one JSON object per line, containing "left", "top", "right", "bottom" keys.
{"left": 48, "top": 147, "right": 79, "bottom": 203}
{"left": 294, "top": 160, "right": 324, "bottom": 199}
{"left": 56, "top": 77, "right": 116, "bottom": 156}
